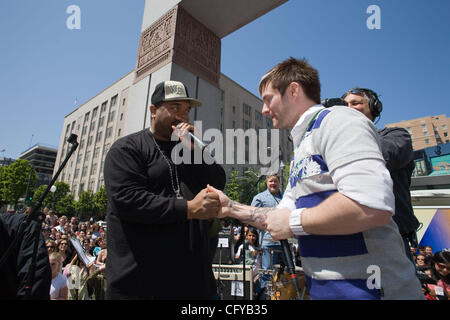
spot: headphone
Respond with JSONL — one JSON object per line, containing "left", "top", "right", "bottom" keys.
{"left": 342, "top": 87, "right": 383, "bottom": 119}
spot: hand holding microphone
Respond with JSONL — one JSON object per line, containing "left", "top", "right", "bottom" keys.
{"left": 171, "top": 122, "right": 207, "bottom": 149}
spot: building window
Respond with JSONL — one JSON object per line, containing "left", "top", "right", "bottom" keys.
{"left": 255, "top": 110, "right": 263, "bottom": 122}
{"left": 443, "top": 125, "right": 447, "bottom": 130}
{"left": 444, "top": 132, "right": 448, "bottom": 137}
{"left": 106, "top": 127, "right": 113, "bottom": 138}
{"left": 423, "top": 131, "right": 428, "bottom": 136}
{"left": 243, "top": 103, "right": 251, "bottom": 116}
{"left": 84, "top": 112, "right": 90, "bottom": 122}
{"left": 99, "top": 116, "right": 105, "bottom": 127}
{"left": 425, "top": 139, "right": 429, "bottom": 144}
{"left": 101, "top": 101, "right": 107, "bottom": 113}
{"left": 122, "top": 98, "right": 126, "bottom": 106}
{"left": 111, "top": 94, "right": 118, "bottom": 106}
{"left": 92, "top": 107, "right": 98, "bottom": 117}
{"left": 120, "top": 113, "right": 123, "bottom": 121}
{"left": 118, "top": 129, "right": 121, "bottom": 137}
{"left": 108, "top": 110, "right": 115, "bottom": 123}
{"left": 93, "top": 147, "right": 100, "bottom": 159}
{"left": 96, "top": 131, "right": 102, "bottom": 143}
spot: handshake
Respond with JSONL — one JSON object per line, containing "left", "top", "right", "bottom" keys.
{"left": 186, "top": 184, "right": 294, "bottom": 241}
{"left": 186, "top": 185, "right": 231, "bottom": 220}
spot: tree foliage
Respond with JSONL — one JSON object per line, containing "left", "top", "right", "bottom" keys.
{"left": 93, "top": 185, "right": 108, "bottom": 220}
{"left": 75, "top": 190, "right": 97, "bottom": 220}
{"left": 0, "top": 159, "right": 37, "bottom": 208}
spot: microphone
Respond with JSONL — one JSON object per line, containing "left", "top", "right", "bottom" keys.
{"left": 176, "top": 123, "right": 207, "bottom": 148}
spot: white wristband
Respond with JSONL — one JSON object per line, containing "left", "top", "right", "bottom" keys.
{"left": 289, "top": 208, "right": 309, "bottom": 236}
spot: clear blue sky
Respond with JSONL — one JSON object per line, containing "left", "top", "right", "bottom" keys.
{"left": 1, "top": 0, "right": 449, "bottom": 159}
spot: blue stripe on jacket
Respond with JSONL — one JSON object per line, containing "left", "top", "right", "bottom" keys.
{"left": 295, "top": 189, "right": 368, "bottom": 258}
{"left": 305, "top": 276, "right": 381, "bottom": 300}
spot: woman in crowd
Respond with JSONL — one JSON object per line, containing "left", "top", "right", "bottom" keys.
{"left": 49, "top": 252, "right": 68, "bottom": 300}
{"left": 429, "top": 250, "right": 450, "bottom": 300}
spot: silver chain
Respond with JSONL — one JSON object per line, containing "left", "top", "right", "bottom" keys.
{"left": 150, "top": 133, "right": 183, "bottom": 199}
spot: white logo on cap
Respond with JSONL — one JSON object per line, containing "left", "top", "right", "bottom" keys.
{"left": 165, "top": 82, "right": 187, "bottom": 99}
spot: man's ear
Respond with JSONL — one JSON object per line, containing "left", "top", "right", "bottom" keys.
{"left": 150, "top": 104, "right": 157, "bottom": 118}
{"left": 288, "top": 82, "right": 300, "bottom": 98}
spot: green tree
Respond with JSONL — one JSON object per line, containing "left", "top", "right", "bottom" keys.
{"left": 32, "top": 185, "right": 48, "bottom": 208}
{"left": 55, "top": 193, "right": 75, "bottom": 217}
{"left": 0, "top": 166, "right": 5, "bottom": 207}
{"left": 1, "top": 159, "right": 37, "bottom": 208}
{"left": 224, "top": 171, "right": 241, "bottom": 202}
{"left": 94, "top": 186, "right": 108, "bottom": 220}
{"left": 75, "top": 190, "right": 97, "bottom": 220}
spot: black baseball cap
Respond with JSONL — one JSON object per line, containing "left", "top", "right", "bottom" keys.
{"left": 151, "top": 81, "right": 202, "bottom": 107}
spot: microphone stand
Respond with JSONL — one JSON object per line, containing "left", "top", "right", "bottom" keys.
{"left": 240, "top": 223, "right": 246, "bottom": 300}
{"left": 0, "top": 134, "right": 79, "bottom": 299}
{"left": 280, "top": 239, "right": 302, "bottom": 300}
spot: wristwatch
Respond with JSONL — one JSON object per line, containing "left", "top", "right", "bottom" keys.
{"left": 289, "top": 208, "right": 309, "bottom": 236}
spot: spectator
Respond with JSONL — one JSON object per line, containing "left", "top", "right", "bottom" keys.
{"left": 49, "top": 252, "right": 68, "bottom": 300}
{"left": 46, "top": 240, "right": 57, "bottom": 255}
{"left": 416, "top": 254, "right": 428, "bottom": 271}
{"left": 424, "top": 246, "right": 433, "bottom": 257}
{"left": 90, "top": 223, "right": 101, "bottom": 240}
{"left": 46, "top": 209, "right": 58, "bottom": 227}
{"left": 418, "top": 246, "right": 426, "bottom": 256}
{"left": 234, "top": 227, "right": 262, "bottom": 298}
{"left": 55, "top": 216, "right": 68, "bottom": 233}
{"left": 235, "top": 227, "right": 260, "bottom": 264}
{"left": 42, "top": 227, "right": 52, "bottom": 241}
{"left": 428, "top": 251, "right": 450, "bottom": 300}
{"left": 77, "top": 230, "right": 86, "bottom": 242}
{"left": 78, "top": 222, "right": 88, "bottom": 235}
{"left": 56, "top": 239, "right": 72, "bottom": 267}
{"left": 81, "top": 238, "right": 94, "bottom": 257}
{"left": 96, "top": 241, "right": 107, "bottom": 267}
{"left": 93, "top": 237, "right": 105, "bottom": 257}
{"left": 250, "top": 174, "right": 283, "bottom": 297}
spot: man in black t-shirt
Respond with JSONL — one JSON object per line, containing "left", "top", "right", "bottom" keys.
{"left": 104, "top": 81, "right": 226, "bottom": 299}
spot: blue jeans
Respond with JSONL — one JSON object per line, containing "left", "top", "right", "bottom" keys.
{"left": 258, "top": 242, "right": 282, "bottom": 292}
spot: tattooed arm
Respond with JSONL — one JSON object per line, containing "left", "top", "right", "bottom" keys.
{"left": 207, "top": 185, "right": 292, "bottom": 236}
{"left": 227, "top": 200, "right": 274, "bottom": 230}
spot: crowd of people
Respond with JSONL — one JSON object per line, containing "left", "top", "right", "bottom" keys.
{"left": 39, "top": 207, "right": 107, "bottom": 300}
{"left": 411, "top": 245, "right": 450, "bottom": 300}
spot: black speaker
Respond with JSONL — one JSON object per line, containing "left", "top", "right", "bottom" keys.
{"left": 212, "top": 264, "right": 253, "bottom": 300}
{"left": 212, "top": 228, "right": 235, "bottom": 265}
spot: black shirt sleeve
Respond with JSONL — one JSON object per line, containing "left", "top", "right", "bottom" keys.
{"left": 378, "top": 127, "right": 414, "bottom": 171}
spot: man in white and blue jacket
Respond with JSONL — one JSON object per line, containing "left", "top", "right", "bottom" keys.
{"left": 209, "top": 57, "right": 423, "bottom": 300}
